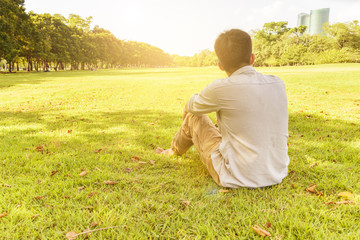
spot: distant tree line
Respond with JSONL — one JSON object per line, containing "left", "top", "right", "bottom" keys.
{"left": 0, "top": 0, "right": 172, "bottom": 72}
{"left": 2, "top": 1, "right": 359, "bottom": 72}
{"left": 172, "top": 21, "right": 360, "bottom": 67}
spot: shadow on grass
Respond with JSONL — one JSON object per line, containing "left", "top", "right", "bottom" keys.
{"left": 0, "top": 109, "right": 181, "bottom": 155}
{"left": 288, "top": 112, "right": 360, "bottom": 163}
{"left": 0, "top": 69, "right": 182, "bottom": 89}
{"left": 1, "top": 109, "right": 359, "bottom": 189}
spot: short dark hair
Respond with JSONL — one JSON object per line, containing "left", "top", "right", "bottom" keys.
{"left": 214, "top": 29, "right": 252, "bottom": 73}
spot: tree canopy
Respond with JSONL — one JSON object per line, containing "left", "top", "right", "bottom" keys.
{"left": 0, "top": 0, "right": 172, "bottom": 72}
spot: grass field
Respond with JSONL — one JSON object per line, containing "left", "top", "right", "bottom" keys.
{"left": 0, "top": 64, "right": 359, "bottom": 239}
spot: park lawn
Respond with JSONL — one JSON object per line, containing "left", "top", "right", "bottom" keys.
{"left": 0, "top": 64, "right": 359, "bottom": 239}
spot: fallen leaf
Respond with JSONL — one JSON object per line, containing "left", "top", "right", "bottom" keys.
{"left": 305, "top": 115, "right": 311, "bottom": 119}
{"left": 149, "top": 160, "right": 155, "bottom": 165}
{"left": 88, "top": 192, "right": 96, "bottom": 198}
{"left": 149, "top": 123, "right": 155, "bottom": 125}
{"left": 79, "top": 170, "right": 88, "bottom": 177}
{"left": 125, "top": 168, "right": 133, "bottom": 173}
{"left": 2, "top": 184, "right": 11, "bottom": 188}
{"left": 0, "top": 212, "right": 8, "bottom": 218}
{"left": 265, "top": 222, "right": 271, "bottom": 228}
{"left": 91, "top": 222, "right": 99, "bottom": 227}
{"left": 338, "top": 191, "right": 355, "bottom": 200}
{"left": 36, "top": 180, "right": 42, "bottom": 183}
{"left": 45, "top": 203, "right": 54, "bottom": 209}
{"left": 136, "top": 166, "right": 141, "bottom": 170}
{"left": 64, "top": 195, "right": 71, "bottom": 199}
{"left": 250, "top": 225, "right": 271, "bottom": 237}
{"left": 2, "top": 160, "right": 5, "bottom": 165}
{"left": 67, "top": 129, "right": 72, "bottom": 133}
{"left": 131, "top": 156, "right": 140, "bottom": 161}
{"left": 94, "top": 149, "right": 102, "bottom": 154}
{"left": 138, "top": 161, "right": 147, "bottom": 165}
{"left": 50, "top": 170, "right": 58, "bottom": 176}
{"left": 31, "top": 214, "right": 40, "bottom": 219}
{"left": 309, "top": 163, "right": 318, "bottom": 168}
{"left": 182, "top": 200, "right": 191, "bottom": 206}
{"left": 34, "top": 196, "right": 44, "bottom": 200}
{"left": 219, "top": 189, "right": 230, "bottom": 193}
{"left": 306, "top": 184, "right": 317, "bottom": 193}
{"left": 104, "top": 180, "right": 117, "bottom": 185}
{"left": 66, "top": 231, "right": 78, "bottom": 240}
{"left": 78, "top": 186, "right": 86, "bottom": 190}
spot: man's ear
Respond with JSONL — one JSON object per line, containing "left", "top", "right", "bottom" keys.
{"left": 218, "top": 61, "right": 225, "bottom": 71}
{"left": 250, "top": 53, "right": 255, "bottom": 65}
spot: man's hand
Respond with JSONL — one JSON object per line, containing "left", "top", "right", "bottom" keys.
{"left": 156, "top": 147, "right": 175, "bottom": 155}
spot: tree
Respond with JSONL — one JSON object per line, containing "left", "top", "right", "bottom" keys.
{"left": 0, "top": 0, "right": 28, "bottom": 72}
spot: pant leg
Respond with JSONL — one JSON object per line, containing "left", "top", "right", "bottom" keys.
{"left": 171, "top": 113, "right": 222, "bottom": 185}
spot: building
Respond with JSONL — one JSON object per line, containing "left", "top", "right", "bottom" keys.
{"left": 297, "top": 8, "right": 330, "bottom": 35}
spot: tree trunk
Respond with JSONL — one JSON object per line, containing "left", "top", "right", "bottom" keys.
{"left": 16, "top": 62, "right": 19, "bottom": 71}
{"left": 27, "top": 57, "right": 31, "bottom": 71}
{"left": 8, "top": 62, "right": 12, "bottom": 73}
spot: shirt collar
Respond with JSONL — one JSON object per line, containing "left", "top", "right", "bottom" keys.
{"left": 230, "top": 65, "right": 255, "bottom": 76}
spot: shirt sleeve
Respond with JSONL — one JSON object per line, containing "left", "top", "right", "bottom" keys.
{"left": 187, "top": 83, "right": 219, "bottom": 114}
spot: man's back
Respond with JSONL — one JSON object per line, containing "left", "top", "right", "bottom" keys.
{"left": 189, "top": 66, "right": 290, "bottom": 188}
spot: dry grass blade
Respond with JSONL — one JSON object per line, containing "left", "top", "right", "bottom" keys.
{"left": 324, "top": 200, "right": 354, "bottom": 205}
{"left": 66, "top": 226, "right": 117, "bottom": 239}
{"left": 0, "top": 212, "right": 8, "bottom": 218}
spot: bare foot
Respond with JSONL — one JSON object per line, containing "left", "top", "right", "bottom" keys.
{"left": 156, "top": 147, "right": 175, "bottom": 155}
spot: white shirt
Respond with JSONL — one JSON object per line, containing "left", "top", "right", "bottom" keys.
{"left": 188, "top": 66, "right": 290, "bottom": 188}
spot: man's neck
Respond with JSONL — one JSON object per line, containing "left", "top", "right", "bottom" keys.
{"left": 226, "top": 64, "right": 252, "bottom": 76}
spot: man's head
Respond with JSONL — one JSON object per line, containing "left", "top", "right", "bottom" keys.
{"left": 214, "top": 29, "right": 254, "bottom": 75}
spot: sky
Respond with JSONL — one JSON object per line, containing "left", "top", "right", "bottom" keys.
{"left": 24, "top": 0, "right": 360, "bottom": 56}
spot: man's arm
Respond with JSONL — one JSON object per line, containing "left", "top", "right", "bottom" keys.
{"left": 186, "top": 83, "right": 219, "bottom": 116}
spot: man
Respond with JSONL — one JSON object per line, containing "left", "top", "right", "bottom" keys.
{"left": 157, "top": 29, "right": 290, "bottom": 188}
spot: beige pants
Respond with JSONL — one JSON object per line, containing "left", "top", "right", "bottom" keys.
{"left": 170, "top": 113, "right": 222, "bottom": 186}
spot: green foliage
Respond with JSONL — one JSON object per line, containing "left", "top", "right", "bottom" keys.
{"left": 253, "top": 21, "right": 360, "bottom": 66}
{"left": 0, "top": 2, "right": 173, "bottom": 72}
{"left": 174, "top": 21, "right": 360, "bottom": 68}
{"left": 0, "top": 64, "right": 359, "bottom": 238}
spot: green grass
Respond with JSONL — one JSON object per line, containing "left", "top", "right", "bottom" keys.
{"left": 0, "top": 64, "right": 359, "bottom": 239}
